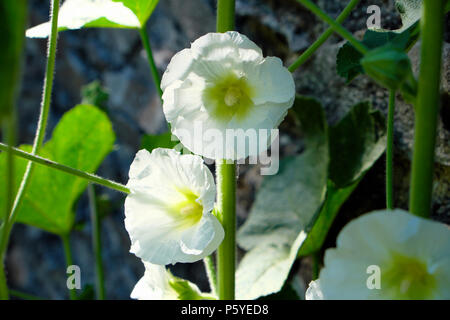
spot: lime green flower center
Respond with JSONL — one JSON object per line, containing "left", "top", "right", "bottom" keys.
{"left": 203, "top": 73, "right": 254, "bottom": 122}
{"left": 170, "top": 189, "right": 203, "bottom": 229}
{"left": 383, "top": 253, "right": 436, "bottom": 299}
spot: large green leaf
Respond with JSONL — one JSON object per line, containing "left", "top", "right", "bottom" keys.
{"left": 297, "top": 179, "right": 360, "bottom": 257}
{"left": 26, "top": 0, "right": 159, "bottom": 38}
{"left": 236, "top": 98, "right": 387, "bottom": 299}
{"left": 0, "top": 0, "right": 27, "bottom": 119}
{"left": 328, "top": 102, "right": 386, "bottom": 187}
{"left": 0, "top": 105, "right": 115, "bottom": 235}
{"left": 236, "top": 96, "right": 329, "bottom": 300}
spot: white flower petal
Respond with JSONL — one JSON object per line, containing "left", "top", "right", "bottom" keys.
{"left": 161, "top": 31, "right": 295, "bottom": 160}
{"left": 131, "top": 262, "right": 178, "bottom": 300}
{"left": 246, "top": 57, "right": 296, "bottom": 105}
{"left": 306, "top": 210, "right": 450, "bottom": 300}
{"left": 124, "top": 148, "right": 223, "bottom": 265}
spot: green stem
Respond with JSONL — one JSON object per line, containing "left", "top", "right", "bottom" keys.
{"left": 296, "top": 0, "right": 368, "bottom": 55}
{"left": 61, "top": 234, "right": 77, "bottom": 300}
{"left": 288, "top": 0, "right": 360, "bottom": 72}
{"left": 216, "top": 0, "right": 235, "bottom": 32}
{"left": 203, "top": 255, "right": 217, "bottom": 296}
{"left": 216, "top": 0, "right": 236, "bottom": 301}
{"left": 386, "top": 90, "right": 396, "bottom": 210}
{"left": 88, "top": 185, "right": 105, "bottom": 300}
{"left": 139, "top": 27, "right": 163, "bottom": 100}
{"left": 0, "top": 143, "right": 130, "bottom": 194}
{"left": 216, "top": 161, "right": 236, "bottom": 300}
{"left": 409, "top": 0, "right": 445, "bottom": 218}
{"left": 0, "top": 2, "right": 61, "bottom": 293}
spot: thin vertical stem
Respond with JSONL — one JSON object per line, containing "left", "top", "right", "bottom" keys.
{"left": 386, "top": 90, "right": 396, "bottom": 210}
{"left": 61, "top": 234, "right": 77, "bottom": 300}
{"left": 288, "top": 0, "right": 361, "bottom": 72}
{"left": 88, "top": 184, "right": 105, "bottom": 300}
{"left": 216, "top": 161, "right": 236, "bottom": 300}
{"left": 203, "top": 255, "right": 217, "bottom": 296}
{"left": 216, "top": 0, "right": 235, "bottom": 32}
{"left": 139, "top": 27, "right": 163, "bottom": 100}
{"left": 216, "top": 0, "right": 236, "bottom": 301}
{"left": 409, "top": 0, "right": 445, "bottom": 218}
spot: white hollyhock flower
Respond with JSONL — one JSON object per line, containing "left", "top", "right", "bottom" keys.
{"left": 161, "top": 31, "right": 295, "bottom": 160}
{"left": 131, "top": 262, "right": 180, "bottom": 300}
{"left": 124, "top": 148, "right": 224, "bottom": 265}
{"left": 306, "top": 210, "right": 450, "bottom": 300}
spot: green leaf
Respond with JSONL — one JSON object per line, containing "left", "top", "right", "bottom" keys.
{"left": 297, "top": 180, "right": 360, "bottom": 257}
{"left": 236, "top": 96, "right": 329, "bottom": 299}
{"left": 298, "top": 103, "right": 387, "bottom": 257}
{"left": 0, "top": 105, "right": 115, "bottom": 234}
{"left": 141, "top": 132, "right": 178, "bottom": 152}
{"left": 328, "top": 102, "right": 387, "bottom": 187}
{"left": 168, "top": 272, "right": 215, "bottom": 300}
{"left": 236, "top": 98, "right": 387, "bottom": 299}
{"left": 0, "top": 0, "right": 27, "bottom": 119}
{"left": 26, "top": 0, "right": 159, "bottom": 38}
{"left": 113, "top": 0, "right": 159, "bottom": 27}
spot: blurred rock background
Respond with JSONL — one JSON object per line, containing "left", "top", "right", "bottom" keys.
{"left": 6, "top": 0, "right": 449, "bottom": 299}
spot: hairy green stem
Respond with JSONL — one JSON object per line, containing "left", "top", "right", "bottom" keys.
{"left": 296, "top": 0, "right": 368, "bottom": 55}
{"left": 0, "top": 143, "right": 130, "bottom": 194}
{"left": 288, "top": 0, "right": 360, "bottom": 72}
{"left": 139, "top": 27, "right": 163, "bottom": 100}
{"left": 216, "top": 0, "right": 236, "bottom": 301}
{"left": 88, "top": 185, "right": 105, "bottom": 300}
{"left": 61, "top": 234, "right": 77, "bottom": 300}
{"left": 386, "top": 90, "right": 396, "bottom": 209}
{"left": 409, "top": 0, "right": 445, "bottom": 217}
{"left": 203, "top": 255, "right": 217, "bottom": 296}
{"left": 0, "top": 2, "right": 61, "bottom": 296}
